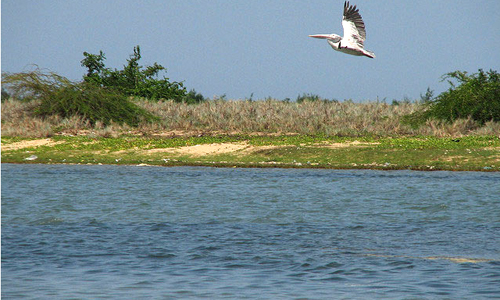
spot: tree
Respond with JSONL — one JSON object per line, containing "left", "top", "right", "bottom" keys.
{"left": 81, "top": 46, "right": 190, "bottom": 101}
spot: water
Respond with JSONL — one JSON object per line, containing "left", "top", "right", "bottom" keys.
{"left": 2, "top": 163, "right": 500, "bottom": 299}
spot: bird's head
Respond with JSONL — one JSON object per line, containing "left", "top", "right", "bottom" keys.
{"left": 308, "top": 34, "right": 341, "bottom": 42}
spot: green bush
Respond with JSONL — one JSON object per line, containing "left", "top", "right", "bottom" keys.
{"left": 296, "top": 93, "right": 320, "bottom": 103}
{"left": 81, "top": 45, "right": 190, "bottom": 102}
{"left": 296, "top": 93, "right": 338, "bottom": 103}
{"left": 406, "top": 69, "right": 500, "bottom": 126}
{"left": 419, "top": 87, "right": 434, "bottom": 104}
{"left": 1, "top": 87, "right": 11, "bottom": 102}
{"left": 2, "top": 70, "right": 158, "bottom": 126}
{"left": 183, "top": 89, "right": 206, "bottom": 104}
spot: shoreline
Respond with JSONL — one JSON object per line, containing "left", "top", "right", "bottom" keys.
{"left": 2, "top": 161, "right": 496, "bottom": 173}
{"left": 2, "top": 135, "right": 499, "bottom": 172}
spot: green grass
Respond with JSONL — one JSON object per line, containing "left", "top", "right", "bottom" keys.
{"left": 2, "top": 135, "right": 499, "bottom": 171}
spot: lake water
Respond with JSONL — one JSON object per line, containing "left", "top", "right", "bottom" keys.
{"left": 2, "top": 163, "right": 500, "bottom": 299}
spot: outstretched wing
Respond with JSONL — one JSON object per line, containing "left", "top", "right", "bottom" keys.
{"left": 341, "top": 1, "right": 366, "bottom": 47}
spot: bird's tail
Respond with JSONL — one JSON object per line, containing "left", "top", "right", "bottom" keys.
{"left": 363, "top": 50, "right": 376, "bottom": 59}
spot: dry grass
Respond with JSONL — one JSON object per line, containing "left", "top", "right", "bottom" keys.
{"left": 2, "top": 98, "right": 499, "bottom": 138}
{"left": 135, "top": 100, "right": 416, "bottom": 135}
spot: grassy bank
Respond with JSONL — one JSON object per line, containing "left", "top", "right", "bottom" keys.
{"left": 3, "top": 98, "right": 499, "bottom": 171}
{"left": 3, "top": 98, "right": 500, "bottom": 138}
{"left": 2, "top": 135, "right": 499, "bottom": 171}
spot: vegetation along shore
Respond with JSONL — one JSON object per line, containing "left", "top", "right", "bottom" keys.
{"left": 2, "top": 47, "right": 499, "bottom": 171}
{"left": 2, "top": 134, "right": 499, "bottom": 172}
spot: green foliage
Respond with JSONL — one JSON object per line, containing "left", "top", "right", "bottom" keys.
{"left": 296, "top": 93, "right": 338, "bottom": 103}
{"left": 391, "top": 97, "right": 411, "bottom": 106}
{"left": 183, "top": 89, "right": 206, "bottom": 104}
{"left": 2, "top": 87, "right": 11, "bottom": 102}
{"left": 296, "top": 93, "right": 321, "bottom": 103}
{"left": 407, "top": 69, "right": 500, "bottom": 126}
{"left": 419, "top": 87, "right": 434, "bottom": 104}
{"left": 81, "top": 50, "right": 106, "bottom": 81}
{"left": 432, "top": 69, "right": 500, "bottom": 123}
{"left": 81, "top": 45, "right": 190, "bottom": 101}
{"left": 2, "top": 69, "right": 158, "bottom": 126}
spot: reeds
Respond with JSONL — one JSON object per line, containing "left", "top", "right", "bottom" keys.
{"left": 138, "top": 99, "right": 499, "bottom": 136}
{"left": 2, "top": 98, "right": 498, "bottom": 138}
{"left": 139, "top": 99, "right": 413, "bottom": 135}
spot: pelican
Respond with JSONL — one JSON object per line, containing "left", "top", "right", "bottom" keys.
{"left": 309, "top": 1, "right": 375, "bottom": 58}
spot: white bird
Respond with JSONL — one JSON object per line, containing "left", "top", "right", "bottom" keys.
{"left": 309, "top": 1, "right": 375, "bottom": 58}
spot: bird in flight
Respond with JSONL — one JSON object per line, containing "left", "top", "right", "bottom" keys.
{"left": 309, "top": 1, "right": 375, "bottom": 58}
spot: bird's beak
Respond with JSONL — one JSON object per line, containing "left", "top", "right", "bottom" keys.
{"left": 308, "top": 34, "right": 331, "bottom": 39}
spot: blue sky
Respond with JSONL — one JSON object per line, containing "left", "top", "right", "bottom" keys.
{"left": 2, "top": 0, "right": 500, "bottom": 101}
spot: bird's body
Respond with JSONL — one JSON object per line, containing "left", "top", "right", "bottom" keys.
{"left": 309, "top": 1, "right": 375, "bottom": 58}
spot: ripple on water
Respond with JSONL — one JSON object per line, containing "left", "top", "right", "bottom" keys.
{"left": 1, "top": 164, "right": 499, "bottom": 299}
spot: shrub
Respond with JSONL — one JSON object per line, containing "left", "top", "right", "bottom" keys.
{"left": 2, "top": 87, "right": 11, "bottom": 102}
{"left": 183, "top": 89, "right": 206, "bottom": 104}
{"left": 2, "top": 69, "right": 158, "bottom": 126}
{"left": 407, "top": 69, "right": 500, "bottom": 126}
{"left": 296, "top": 93, "right": 338, "bottom": 103}
{"left": 296, "top": 93, "right": 321, "bottom": 103}
{"left": 419, "top": 87, "right": 434, "bottom": 104}
{"left": 81, "top": 45, "right": 189, "bottom": 101}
